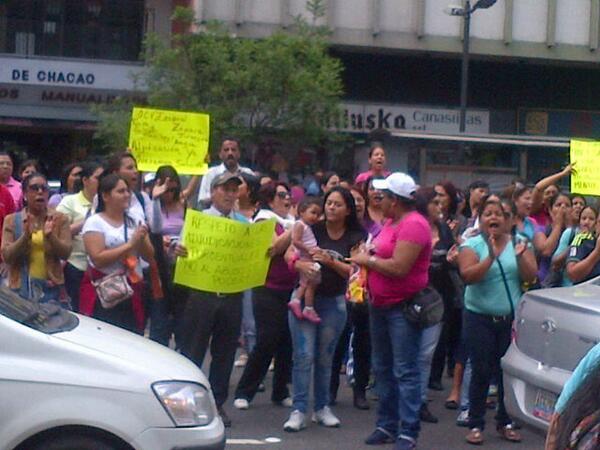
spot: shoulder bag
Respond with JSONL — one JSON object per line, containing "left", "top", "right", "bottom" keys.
{"left": 91, "top": 216, "right": 134, "bottom": 309}
{"left": 402, "top": 286, "right": 444, "bottom": 329}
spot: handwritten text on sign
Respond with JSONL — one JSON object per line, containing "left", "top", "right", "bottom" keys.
{"left": 570, "top": 139, "right": 600, "bottom": 196}
{"left": 174, "top": 211, "right": 275, "bottom": 293}
{"left": 128, "top": 107, "right": 209, "bottom": 175}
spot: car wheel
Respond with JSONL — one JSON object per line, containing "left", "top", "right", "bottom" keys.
{"left": 31, "top": 434, "right": 121, "bottom": 450}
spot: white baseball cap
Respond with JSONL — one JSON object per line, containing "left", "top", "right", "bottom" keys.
{"left": 372, "top": 172, "right": 417, "bottom": 200}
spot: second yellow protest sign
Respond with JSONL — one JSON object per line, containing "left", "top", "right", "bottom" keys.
{"left": 174, "top": 210, "right": 275, "bottom": 293}
{"left": 128, "top": 107, "right": 209, "bottom": 175}
{"left": 571, "top": 139, "right": 600, "bottom": 196}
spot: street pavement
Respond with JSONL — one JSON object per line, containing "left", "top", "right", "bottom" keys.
{"left": 221, "top": 361, "right": 546, "bottom": 450}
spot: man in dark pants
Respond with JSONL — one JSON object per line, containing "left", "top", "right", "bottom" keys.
{"left": 176, "top": 172, "right": 248, "bottom": 427}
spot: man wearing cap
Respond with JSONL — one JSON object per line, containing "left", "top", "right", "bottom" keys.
{"left": 176, "top": 172, "right": 248, "bottom": 427}
{"left": 197, "top": 138, "right": 254, "bottom": 208}
{"left": 349, "top": 172, "right": 432, "bottom": 450}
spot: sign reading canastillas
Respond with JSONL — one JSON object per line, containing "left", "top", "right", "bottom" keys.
{"left": 337, "top": 102, "right": 489, "bottom": 135}
{"left": 0, "top": 56, "right": 144, "bottom": 91}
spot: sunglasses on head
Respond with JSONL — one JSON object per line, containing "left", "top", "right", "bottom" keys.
{"left": 28, "top": 183, "right": 48, "bottom": 192}
{"left": 276, "top": 191, "right": 290, "bottom": 199}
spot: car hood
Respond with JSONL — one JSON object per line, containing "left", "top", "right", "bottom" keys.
{"left": 524, "top": 279, "right": 600, "bottom": 314}
{"left": 53, "top": 314, "right": 209, "bottom": 387}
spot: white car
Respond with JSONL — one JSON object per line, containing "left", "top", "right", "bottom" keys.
{"left": 0, "top": 288, "right": 225, "bottom": 450}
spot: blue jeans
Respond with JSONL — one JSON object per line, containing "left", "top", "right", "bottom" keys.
{"left": 460, "top": 359, "right": 472, "bottom": 411}
{"left": 242, "top": 289, "right": 257, "bottom": 354}
{"left": 419, "top": 322, "right": 442, "bottom": 403}
{"left": 370, "top": 302, "right": 423, "bottom": 441}
{"left": 289, "top": 293, "right": 347, "bottom": 414}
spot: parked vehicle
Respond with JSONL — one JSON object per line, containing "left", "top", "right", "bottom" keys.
{"left": 503, "top": 277, "right": 600, "bottom": 431}
{"left": 0, "top": 288, "right": 225, "bottom": 450}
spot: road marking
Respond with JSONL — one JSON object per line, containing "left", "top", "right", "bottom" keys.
{"left": 226, "top": 437, "right": 282, "bottom": 445}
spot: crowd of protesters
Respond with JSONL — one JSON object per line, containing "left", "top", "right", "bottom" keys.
{"left": 0, "top": 139, "right": 596, "bottom": 449}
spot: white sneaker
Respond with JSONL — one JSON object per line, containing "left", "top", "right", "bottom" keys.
{"left": 312, "top": 406, "right": 341, "bottom": 427}
{"left": 281, "top": 397, "right": 293, "bottom": 408}
{"left": 234, "top": 353, "right": 248, "bottom": 367}
{"left": 284, "top": 410, "right": 307, "bottom": 432}
{"left": 233, "top": 398, "right": 249, "bottom": 410}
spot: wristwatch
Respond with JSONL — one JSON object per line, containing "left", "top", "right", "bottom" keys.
{"left": 368, "top": 255, "right": 377, "bottom": 266}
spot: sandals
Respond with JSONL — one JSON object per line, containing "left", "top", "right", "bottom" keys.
{"left": 466, "top": 428, "right": 483, "bottom": 445}
{"left": 467, "top": 424, "right": 522, "bottom": 445}
{"left": 497, "top": 424, "right": 522, "bottom": 443}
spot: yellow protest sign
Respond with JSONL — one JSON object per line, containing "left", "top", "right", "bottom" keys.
{"left": 174, "top": 210, "right": 276, "bottom": 293}
{"left": 128, "top": 107, "right": 209, "bottom": 175}
{"left": 570, "top": 139, "right": 600, "bottom": 195}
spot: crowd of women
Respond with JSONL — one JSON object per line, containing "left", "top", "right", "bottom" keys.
{"left": 1, "top": 141, "right": 598, "bottom": 449}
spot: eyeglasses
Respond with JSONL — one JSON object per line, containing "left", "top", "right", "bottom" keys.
{"left": 276, "top": 191, "right": 291, "bottom": 199}
{"left": 166, "top": 187, "right": 178, "bottom": 193}
{"left": 28, "top": 183, "right": 49, "bottom": 192}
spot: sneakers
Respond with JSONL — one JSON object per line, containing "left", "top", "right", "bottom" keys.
{"left": 456, "top": 409, "right": 470, "bottom": 427}
{"left": 273, "top": 397, "right": 293, "bottom": 408}
{"left": 302, "top": 306, "right": 321, "bottom": 324}
{"left": 395, "top": 437, "right": 417, "bottom": 450}
{"left": 233, "top": 398, "right": 249, "bottom": 410}
{"left": 234, "top": 353, "right": 248, "bottom": 367}
{"left": 284, "top": 410, "right": 307, "bottom": 432}
{"left": 288, "top": 299, "right": 303, "bottom": 320}
{"left": 312, "top": 406, "right": 340, "bottom": 427}
{"left": 365, "top": 428, "right": 396, "bottom": 445}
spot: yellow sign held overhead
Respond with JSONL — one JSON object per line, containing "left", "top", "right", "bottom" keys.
{"left": 570, "top": 139, "right": 600, "bottom": 196}
{"left": 128, "top": 107, "right": 209, "bottom": 175}
{"left": 174, "top": 210, "right": 275, "bottom": 293}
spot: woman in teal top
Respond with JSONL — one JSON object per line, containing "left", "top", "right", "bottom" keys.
{"left": 458, "top": 196, "right": 537, "bottom": 445}
{"left": 545, "top": 342, "right": 600, "bottom": 449}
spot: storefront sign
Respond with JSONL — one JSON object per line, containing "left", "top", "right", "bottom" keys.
{"left": 0, "top": 56, "right": 143, "bottom": 91}
{"left": 336, "top": 103, "right": 489, "bottom": 135}
{"left": 520, "top": 108, "right": 600, "bottom": 139}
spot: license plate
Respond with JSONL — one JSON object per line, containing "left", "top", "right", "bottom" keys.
{"left": 532, "top": 389, "right": 557, "bottom": 422}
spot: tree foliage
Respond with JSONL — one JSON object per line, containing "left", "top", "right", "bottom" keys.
{"left": 93, "top": 2, "right": 344, "bottom": 157}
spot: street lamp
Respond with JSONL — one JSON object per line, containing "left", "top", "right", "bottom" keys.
{"left": 445, "top": 0, "right": 497, "bottom": 133}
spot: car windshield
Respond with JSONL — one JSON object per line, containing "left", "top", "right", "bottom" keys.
{"left": 0, "top": 286, "right": 78, "bottom": 334}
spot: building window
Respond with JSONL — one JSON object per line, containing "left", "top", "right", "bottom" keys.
{"left": 0, "top": 0, "right": 145, "bottom": 61}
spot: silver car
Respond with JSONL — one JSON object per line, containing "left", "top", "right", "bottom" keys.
{"left": 502, "top": 278, "right": 600, "bottom": 431}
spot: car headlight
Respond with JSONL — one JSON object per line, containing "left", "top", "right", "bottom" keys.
{"left": 152, "top": 381, "right": 216, "bottom": 427}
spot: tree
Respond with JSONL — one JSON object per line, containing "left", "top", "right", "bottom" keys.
{"left": 93, "top": 1, "right": 345, "bottom": 162}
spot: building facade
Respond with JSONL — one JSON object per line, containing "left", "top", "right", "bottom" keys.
{"left": 0, "top": 0, "right": 179, "bottom": 176}
{"left": 193, "top": 0, "right": 599, "bottom": 187}
{"left": 1, "top": 0, "right": 598, "bottom": 185}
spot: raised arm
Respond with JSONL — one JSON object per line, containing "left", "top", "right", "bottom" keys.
{"left": 532, "top": 165, "right": 574, "bottom": 214}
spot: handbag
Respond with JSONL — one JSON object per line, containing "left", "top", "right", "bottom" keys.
{"left": 91, "top": 271, "right": 134, "bottom": 309}
{"left": 91, "top": 216, "right": 134, "bottom": 309}
{"left": 402, "top": 286, "right": 444, "bottom": 329}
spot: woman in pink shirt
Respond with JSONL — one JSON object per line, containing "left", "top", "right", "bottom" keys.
{"left": 354, "top": 144, "right": 390, "bottom": 185}
{"left": 349, "top": 172, "right": 432, "bottom": 450}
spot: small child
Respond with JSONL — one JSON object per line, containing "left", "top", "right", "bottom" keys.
{"left": 289, "top": 196, "right": 323, "bottom": 324}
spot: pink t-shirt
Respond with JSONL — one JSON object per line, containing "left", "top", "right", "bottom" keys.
{"left": 354, "top": 170, "right": 391, "bottom": 184}
{"left": 368, "top": 211, "right": 432, "bottom": 308}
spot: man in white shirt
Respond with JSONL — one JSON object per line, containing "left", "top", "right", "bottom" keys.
{"left": 197, "top": 138, "right": 253, "bottom": 208}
